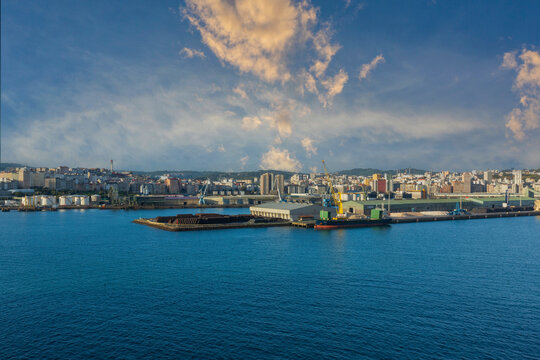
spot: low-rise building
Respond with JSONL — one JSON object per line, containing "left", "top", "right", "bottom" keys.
{"left": 250, "top": 202, "right": 335, "bottom": 221}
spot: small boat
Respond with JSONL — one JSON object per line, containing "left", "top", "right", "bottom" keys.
{"left": 315, "top": 217, "right": 391, "bottom": 230}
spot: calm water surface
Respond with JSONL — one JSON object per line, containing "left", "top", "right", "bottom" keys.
{"left": 1, "top": 209, "right": 539, "bottom": 359}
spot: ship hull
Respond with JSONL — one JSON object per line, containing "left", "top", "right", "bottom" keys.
{"left": 314, "top": 218, "right": 391, "bottom": 230}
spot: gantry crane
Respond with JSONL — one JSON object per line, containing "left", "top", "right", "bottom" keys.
{"left": 322, "top": 160, "right": 344, "bottom": 216}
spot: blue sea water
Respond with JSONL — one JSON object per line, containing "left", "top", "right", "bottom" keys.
{"left": 1, "top": 208, "right": 539, "bottom": 359}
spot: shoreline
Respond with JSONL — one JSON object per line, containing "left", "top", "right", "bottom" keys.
{"left": 133, "top": 210, "right": 540, "bottom": 232}
{"left": 1, "top": 204, "right": 251, "bottom": 212}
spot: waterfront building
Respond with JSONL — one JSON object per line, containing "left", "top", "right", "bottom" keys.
{"left": 250, "top": 202, "right": 335, "bottom": 221}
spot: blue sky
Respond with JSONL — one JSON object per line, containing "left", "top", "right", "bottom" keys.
{"left": 2, "top": 0, "right": 539, "bottom": 172}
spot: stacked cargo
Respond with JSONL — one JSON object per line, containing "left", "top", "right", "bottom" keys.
{"left": 154, "top": 213, "right": 267, "bottom": 225}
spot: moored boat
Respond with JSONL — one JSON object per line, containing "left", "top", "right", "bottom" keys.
{"left": 314, "top": 217, "right": 391, "bottom": 230}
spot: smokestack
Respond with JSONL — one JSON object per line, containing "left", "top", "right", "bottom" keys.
{"left": 110, "top": 160, "right": 114, "bottom": 173}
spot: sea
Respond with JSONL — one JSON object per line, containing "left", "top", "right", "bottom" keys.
{"left": 1, "top": 208, "right": 539, "bottom": 359}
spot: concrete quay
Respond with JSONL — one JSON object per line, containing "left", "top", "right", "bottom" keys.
{"left": 390, "top": 210, "right": 540, "bottom": 223}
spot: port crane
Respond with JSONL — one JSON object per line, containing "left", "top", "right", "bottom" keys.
{"left": 322, "top": 160, "right": 344, "bottom": 217}
{"left": 273, "top": 176, "right": 286, "bottom": 202}
{"left": 199, "top": 179, "right": 210, "bottom": 205}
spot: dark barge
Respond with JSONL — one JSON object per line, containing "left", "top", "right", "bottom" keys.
{"left": 133, "top": 213, "right": 290, "bottom": 232}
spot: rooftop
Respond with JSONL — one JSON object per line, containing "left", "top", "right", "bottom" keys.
{"left": 250, "top": 202, "right": 316, "bottom": 210}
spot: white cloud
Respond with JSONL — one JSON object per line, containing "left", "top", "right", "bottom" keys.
{"left": 265, "top": 107, "right": 292, "bottom": 137}
{"left": 359, "top": 54, "right": 385, "bottom": 80}
{"left": 502, "top": 48, "right": 540, "bottom": 140}
{"left": 233, "top": 85, "right": 248, "bottom": 100}
{"left": 501, "top": 51, "right": 517, "bottom": 69}
{"left": 241, "top": 116, "right": 262, "bottom": 130}
{"left": 299, "top": 69, "right": 318, "bottom": 95}
{"left": 217, "top": 144, "right": 226, "bottom": 152}
{"left": 179, "top": 47, "right": 206, "bottom": 58}
{"left": 260, "top": 146, "right": 302, "bottom": 171}
{"left": 184, "top": 0, "right": 315, "bottom": 82}
{"left": 240, "top": 155, "right": 249, "bottom": 169}
{"left": 309, "top": 28, "right": 341, "bottom": 78}
{"left": 319, "top": 69, "right": 349, "bottom": 106}
{"left": 301, "top": 137, "right": 317, "bottom": 157}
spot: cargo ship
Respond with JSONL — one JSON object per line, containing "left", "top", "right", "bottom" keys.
{"left": 133, "top": 213, "right": 290, "bottom": 232}
{"left": 316, "top": 160, "right": 392, "bottom": 230}
{"left": 315, "top": 209, "right": 391, "bottom": 230}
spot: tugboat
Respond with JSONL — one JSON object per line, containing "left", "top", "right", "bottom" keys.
{"left": 314, "top": 160, "right": 391, "bottom": 230}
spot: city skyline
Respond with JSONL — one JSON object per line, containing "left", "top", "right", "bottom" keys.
{"left": 2, "top": 0, "right": 540, "bottom": 172}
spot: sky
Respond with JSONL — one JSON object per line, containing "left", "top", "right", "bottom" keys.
{"left": 1, "top": 0, "right": 539, "bottom": 172}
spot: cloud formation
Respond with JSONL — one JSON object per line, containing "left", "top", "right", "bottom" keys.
{"left": 233, "top": 85, "right": 248, "bottom": 99}
{"left": 260, "top": 146, "right": 302, "bottom": 171}
{"left": 185, "top": 0, "right": 347, "bottom": 108}
{"left": 240, "top": 155, "right": 249, "bottom": 169}
{"left": 319, "top": 69, "right": 349, "bottom": 106}
{"left": 359, "top": 54, "right": 385, "bottom": 80}
{"left": 241, "top": 116, "right": 262, "bottom": 130}
{"left": 301, "top": 137, "right": 317, "bottom": 157}
{"left": 179, "top": 47, "right": 206, "bottom": 58}
{"left": 310, "top": 28, "right": 341, "bottom": 78}
{"left": 184, "top": 0, "right": 314, "bottom": 82}
{"left": 501, "top": 49, "right": 540, "bottom": 140}
{"left": 265, "top": 107, "right": 293, "bottom": 137}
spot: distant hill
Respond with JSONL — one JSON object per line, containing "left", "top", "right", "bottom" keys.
{"left": 131, "top": 169, "right": 296, "bottom": 181}
{"left": 0, "top": 163, "right": 26, "bottom": 171}
{"left": 337, "top": 168, "right": 426, "bottom": 176}
{"left": 132, "top": 167, "right": 427, "bottom": 180}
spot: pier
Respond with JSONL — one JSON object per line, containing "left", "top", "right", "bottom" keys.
{"left": 390, "top": 210, "right": 540, "bottom": 223}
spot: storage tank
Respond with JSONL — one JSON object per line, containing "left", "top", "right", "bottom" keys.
{"left": 80, "top": 196, "right": 90, "bottom": 206}
{"left": 40, "top": 196, "right": 56, "bottom": 207}
{"left": 22, "top": 196, "right": 32, "bottom": 207}
{"left": 59, "top": 196, "right": 73, "bottom": 206}
{"left": 72, "top": 196, "right": 81, "bottom": 206}
{"left": 90, "top": 195, "right": 101, "bottom": 203}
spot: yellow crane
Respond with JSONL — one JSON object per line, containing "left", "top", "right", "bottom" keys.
{"left": 322, "top": 160, "right": 344, "bottom": 216}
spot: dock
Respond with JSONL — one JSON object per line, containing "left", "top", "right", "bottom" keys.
{"left": 390, "top": 210, "right": 540, "bottom": 223}
{"left": 133, "top": 217, "right": 291, "bottom": 232}
{"left": 291, "top": 220, "right": 316, "bottom": 228}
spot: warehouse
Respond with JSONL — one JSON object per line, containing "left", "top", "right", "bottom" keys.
{"left": 342, "top": 196, "right": 536, "bottom": 216}
{"left": 342, "top": 199, "right": 475, "bottom": 216}
{"left": 469, "top": 196, "right": 535, "bottom": 208}
{"left": 250, "top": 202, "right": 335, "bottom": 221}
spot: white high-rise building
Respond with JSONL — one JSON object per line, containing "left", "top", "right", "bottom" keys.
{"left": 513, "top": 170, "right": 522, "bottom": 185}
{"left": 259, "top": 173, "right": 274, "bottom": 195}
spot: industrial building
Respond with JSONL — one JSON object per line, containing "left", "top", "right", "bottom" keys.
{"left": 135, "top": 194, "right": 277, "bottom": 207}
{"left": 342, "top": 197, "right": 536, "bottom": 216}
{"left": 250, "top": 202, "right": 336, "bottom": 221}
{"left": 204, "top": 195, "right": 277, "bottom": 205}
